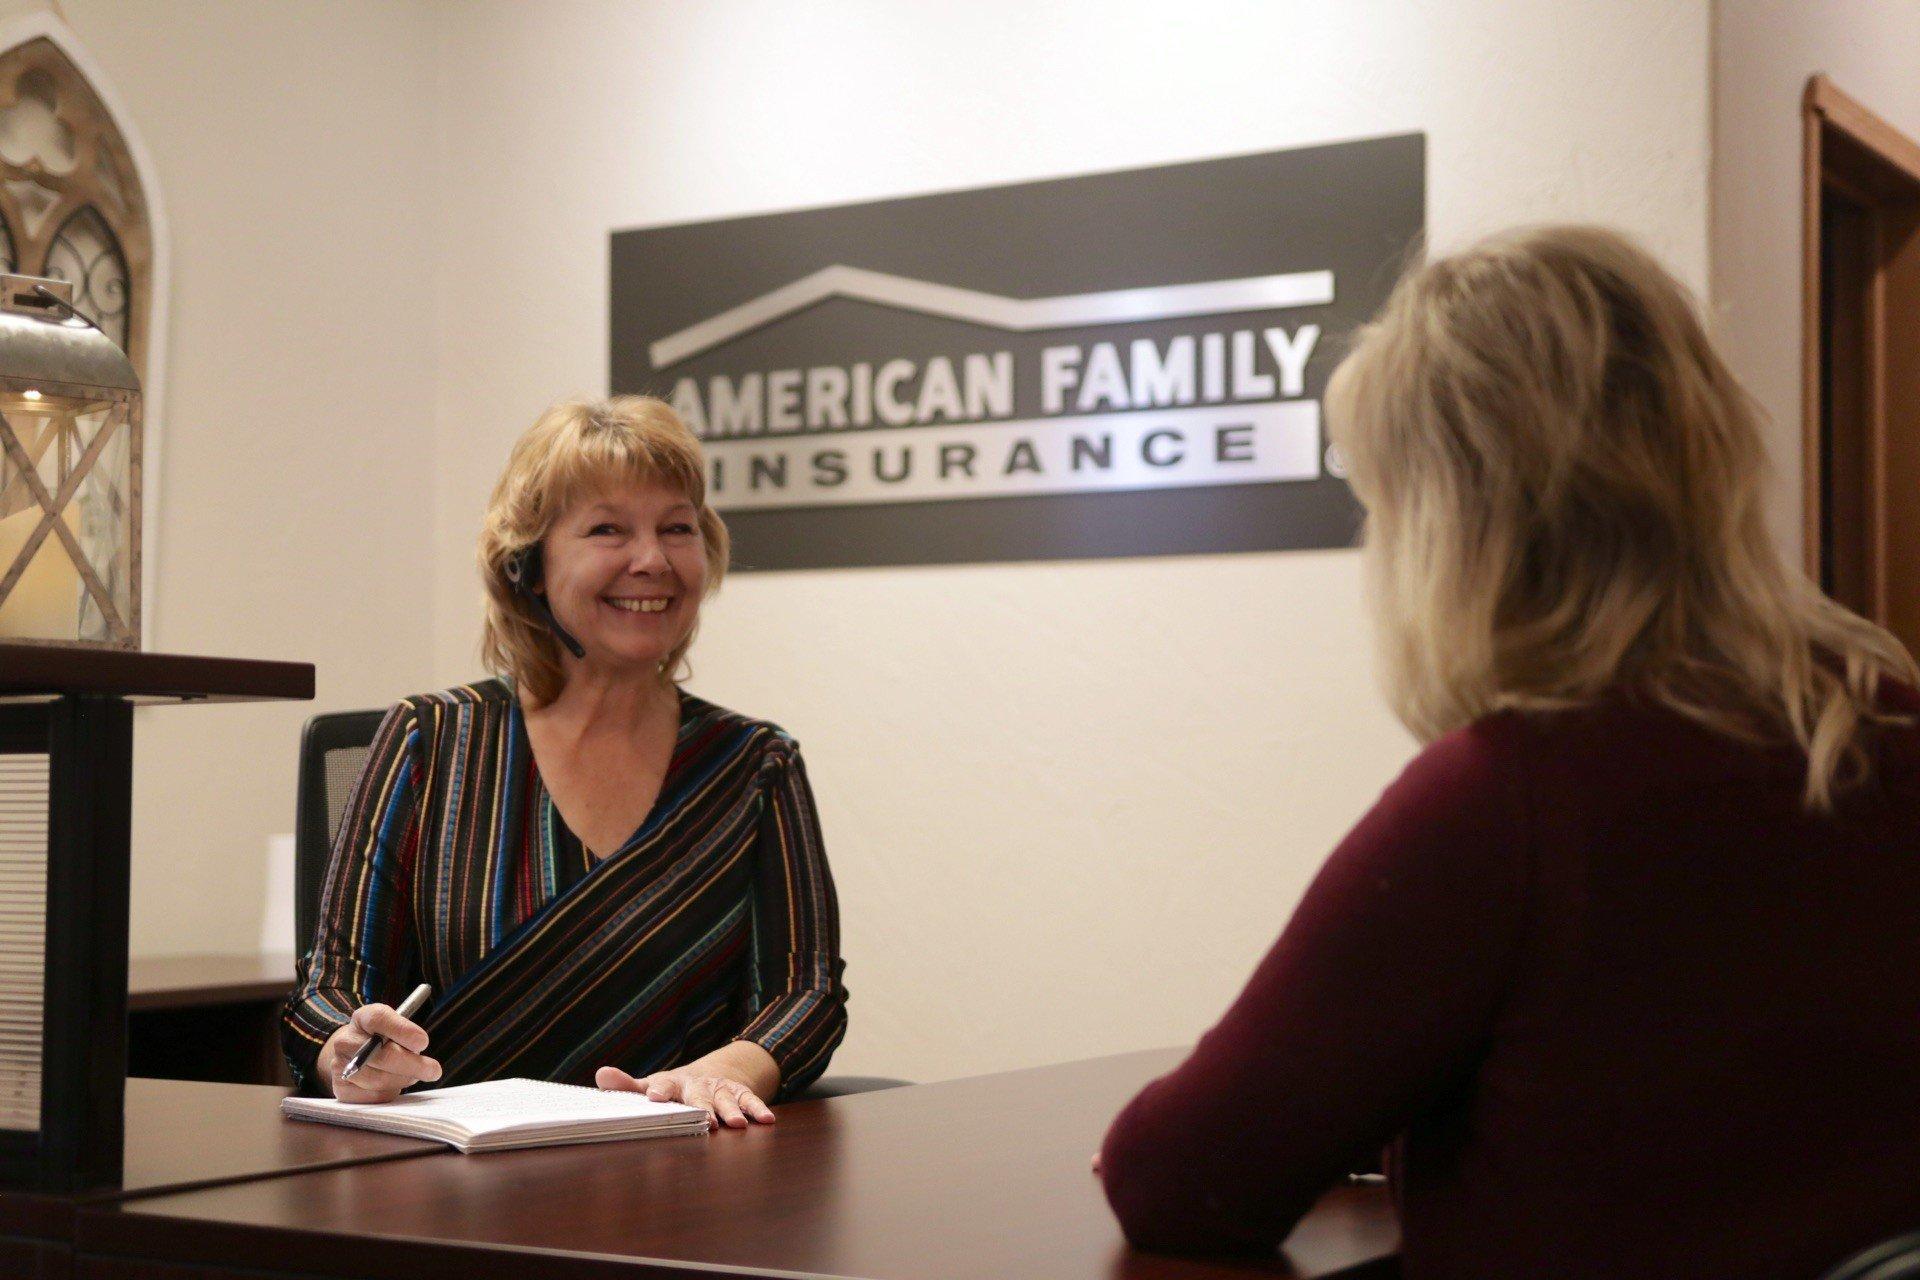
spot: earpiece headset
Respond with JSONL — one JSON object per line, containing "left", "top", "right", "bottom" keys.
{"left": 503, "top": 546, "right": 586, "bottom": 659}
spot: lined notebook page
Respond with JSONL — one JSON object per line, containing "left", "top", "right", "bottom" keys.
{"left": 371, "top": 1079, "right": 700, "bottom": 1133}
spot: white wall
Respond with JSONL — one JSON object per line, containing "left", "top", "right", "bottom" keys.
{"left": 43, "top": 0, "right": 441, "bottom": 955}
{"left": 0, "top": 0, "right": 1716, "bottom": 1083}
{"left": 1711, "top": 0, "right": 1920, "bottom": 568}
{"left": 428, "top": 0, "right": 1711, "bottom": 1081}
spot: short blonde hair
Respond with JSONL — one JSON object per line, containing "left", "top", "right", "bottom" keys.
{"left": 478, "top": 396, "right": 729, "bottom": 705}
{"left": 1327, "top": 224, "right": 1916, "bottom": 810}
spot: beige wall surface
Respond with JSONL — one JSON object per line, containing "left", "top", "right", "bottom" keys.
{"left": 0, "top": 0, "right": 1713, "bottom": 1083}
{"left": 35, "top": 0, "right": 441, "bottom": 955}
{"left": 427, "top": 0, "right": 1710, "bottom": 1082}
{"left": 1711, "top": 0, "right": 1920, "bottom": 567}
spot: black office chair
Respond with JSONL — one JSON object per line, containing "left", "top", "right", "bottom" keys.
{"left": 293, "top": 709, "right": 389, "bottom": 951}
{"left": 1821, "top": 1233, "right": 1920, "bottom": 1280}
{"left": 293, "top": 708, "right": 908, "bottom": 1100}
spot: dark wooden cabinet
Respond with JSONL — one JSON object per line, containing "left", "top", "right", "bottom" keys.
{"left": 0, "top": 645, "right": 311, "bottom": 1191}
{"left": 127, "top": 956, "right": 296, "bottom": 1088}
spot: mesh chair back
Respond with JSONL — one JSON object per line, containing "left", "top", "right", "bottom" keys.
{"left": 293, "top": 710, "right": 387, "bottom": 952}
{"left": 1823, "top": 1233, "right": 1920, "bottom": 1280}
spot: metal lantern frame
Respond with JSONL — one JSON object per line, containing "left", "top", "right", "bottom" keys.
{"left": 0, "top": 274, "right": 141, "bottom": 650}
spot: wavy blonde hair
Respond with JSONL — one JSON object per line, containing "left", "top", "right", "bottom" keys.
{"left": 1327, "top": 225, "right": 1915, "bottom": 810}
{"left": 478, "top": 396, "right": 729, "bottom": 706}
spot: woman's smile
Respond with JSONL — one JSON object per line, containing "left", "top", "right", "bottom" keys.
{"left": 602, "top": 593, "right": 674, "bottom": 615}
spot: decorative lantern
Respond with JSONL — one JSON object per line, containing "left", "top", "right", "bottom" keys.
{"left": 0, "top": 273, "right": 139, "bottom": 649}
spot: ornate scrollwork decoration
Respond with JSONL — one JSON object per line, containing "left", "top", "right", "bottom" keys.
{"left": 46, "top": 205, "right": 126, "bottom": 350}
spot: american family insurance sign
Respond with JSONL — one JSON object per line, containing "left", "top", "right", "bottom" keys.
{"left": 610, "top": 134, "right": 1423, "bottom": 570}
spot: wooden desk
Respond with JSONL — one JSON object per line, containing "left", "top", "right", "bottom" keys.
{"left": 127, "top": 954, "right": 296, "bottom": 1087}
{"left": 73, "top": 1050, "right": 1400, "bottom": 1280}
{"left": 0, "top": 1077, "right": 439, "bottom": 1277}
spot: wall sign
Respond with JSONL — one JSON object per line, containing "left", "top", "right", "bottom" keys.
{"left": 611, "top": 134, "right": 1423, "bottom": 571}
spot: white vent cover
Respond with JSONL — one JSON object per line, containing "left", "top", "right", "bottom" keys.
{"left": 0, "top": 752, "right": 45, "bottom": 1133}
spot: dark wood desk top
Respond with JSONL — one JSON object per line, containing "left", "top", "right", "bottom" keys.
{"left": 76, "top": 1050, "right": 1399, "bottom": 1279}
{"left": 0, "top": 644, "right": 314, "bottom": 702}
{"left": 128, "top": 953, "right": 296, "bottom": 1011}
{"left": 0, "top": 1077, "right": 441, "bottom": 1242}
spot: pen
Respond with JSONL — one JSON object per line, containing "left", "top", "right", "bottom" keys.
{"left": 339, "top": 983, "right": 432, "bottom": 1082}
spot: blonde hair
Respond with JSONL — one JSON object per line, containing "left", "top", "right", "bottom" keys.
{"left": 1327, "top": 225, "right": 1915, "bottom": 810}
{"left": 478, "top": 396, "right": 729, "bottom": 706}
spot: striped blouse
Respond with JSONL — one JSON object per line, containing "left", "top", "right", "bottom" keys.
{"left": 281, "top": 678, "right": 847, "bottom": 1099}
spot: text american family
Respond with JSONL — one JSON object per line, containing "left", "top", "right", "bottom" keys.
{"left": 663, "top": 322, "right": 1327, "bottom": 508}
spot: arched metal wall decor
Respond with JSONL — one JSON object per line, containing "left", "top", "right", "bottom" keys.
{"left": 0, "top": 39, "right": 148, "bottom": 366}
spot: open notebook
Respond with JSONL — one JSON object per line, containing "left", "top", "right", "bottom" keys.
{"left": 280, "top": 1078, "right": 711, "bottom": 1153}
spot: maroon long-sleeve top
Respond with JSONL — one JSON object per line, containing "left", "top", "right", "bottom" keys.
{"left": 1101, "top": 689, "right": 1920, "bottom": 1279}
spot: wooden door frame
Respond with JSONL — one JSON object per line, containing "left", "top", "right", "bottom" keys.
{"left": 1801, "top": 77, "right": 1920, "bottom": 613}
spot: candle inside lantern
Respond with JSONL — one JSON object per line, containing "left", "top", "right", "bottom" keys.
{"left": 0, "top": 504, "right": 81, "bottom": 640}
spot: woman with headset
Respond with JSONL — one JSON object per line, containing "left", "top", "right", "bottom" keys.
{"left": 283, "top": 396, "right": 845, "bottom": 1128}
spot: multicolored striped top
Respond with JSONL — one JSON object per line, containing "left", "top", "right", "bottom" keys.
{"left": 281, "top": 678, "right": 847, "bottom": 1099}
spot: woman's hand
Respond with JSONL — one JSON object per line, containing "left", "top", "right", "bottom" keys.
{"left": 316, "top": 1003, "right": 442, "bottom": 1104}
{"left": 596, "top": 1064, "right": 776, "bottom": 1129}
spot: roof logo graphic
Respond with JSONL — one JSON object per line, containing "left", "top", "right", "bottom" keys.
{"left": 648, "top": 265, "right": 1335, "bottom": 368}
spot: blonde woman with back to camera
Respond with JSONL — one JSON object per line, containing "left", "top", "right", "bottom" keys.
{"left": 283, "top": 397, "right": 846, "bottom": 1127}
{"left": 1099, "top": 227, "right": 1920, "bottom": 1278}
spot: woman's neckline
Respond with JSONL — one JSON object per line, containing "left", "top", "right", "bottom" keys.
{"left": 511, "top": 680, "right": 695, "bottom": 864}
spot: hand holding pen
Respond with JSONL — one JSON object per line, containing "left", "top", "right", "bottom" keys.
{"left": 322, "top": 983, "right": 440, "bottom": 1104}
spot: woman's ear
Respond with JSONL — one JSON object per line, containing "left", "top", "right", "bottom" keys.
{"left": 506, "top": 543, "right": 585, "bottom": 660}
{"left": 506, "top": 545, "right": 544, "bottom": 594}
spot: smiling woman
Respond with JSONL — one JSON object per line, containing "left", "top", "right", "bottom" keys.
{"left": 478, "top": 397, "right": 730, "bottom": 705}
{"left": 283, "top": 397, "right": 847, "bottom": 1130}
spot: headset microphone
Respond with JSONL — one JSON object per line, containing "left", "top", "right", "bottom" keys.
{"left": 503, "top": 546, "right": 586, "bottom": 659}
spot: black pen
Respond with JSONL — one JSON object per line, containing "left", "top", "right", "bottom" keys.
{"left": 339, "top": 983, "right": 432, "bottom": 1082}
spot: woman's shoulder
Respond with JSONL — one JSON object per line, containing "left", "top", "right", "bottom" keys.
{"left": 1380, "top": 711, "right": 1534, "bottom": 823}
{"left": 378, "top": 678, "right": 516, "bottom": 729}
{"left": 1369, "top": 705, "right": 1618, "bottom": 843}
{"left": 678, "top": 690, "right": 801, "bottom": 760}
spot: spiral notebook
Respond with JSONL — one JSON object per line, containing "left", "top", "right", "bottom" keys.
{"left": 280, "top": 1078, "right": 712, "bottom": 1153}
